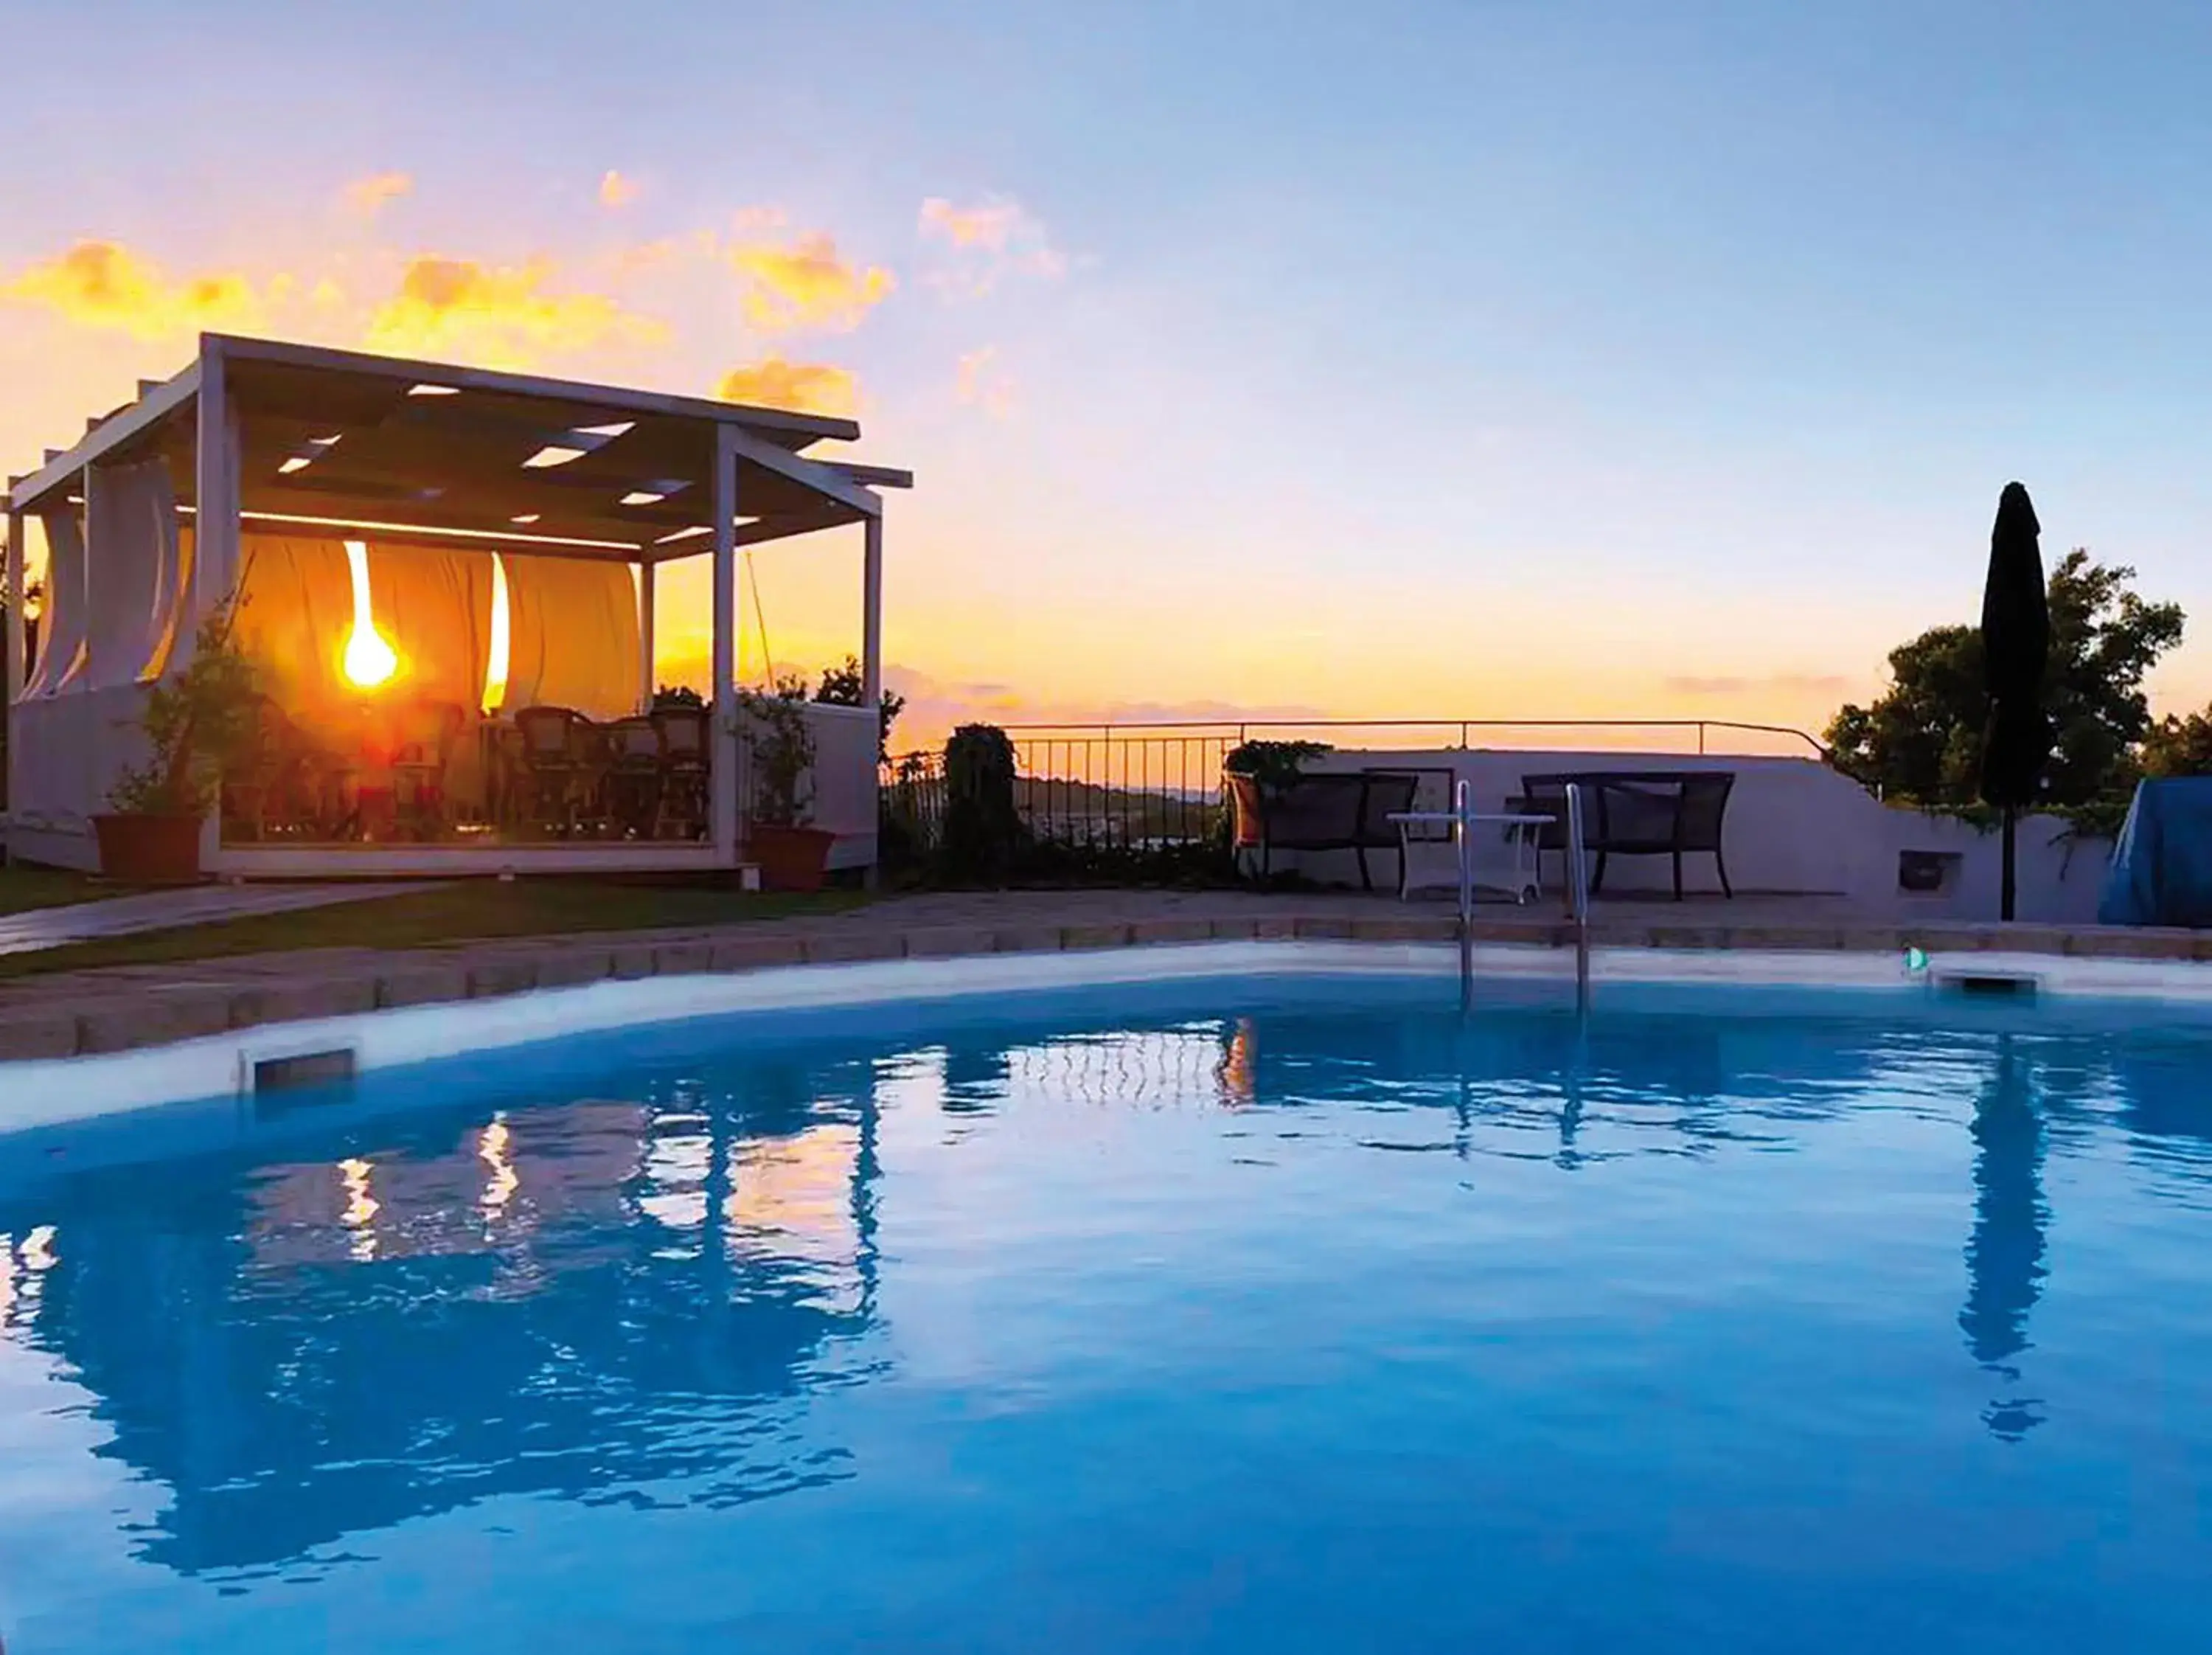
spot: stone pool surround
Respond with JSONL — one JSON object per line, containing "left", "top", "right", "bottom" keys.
{"left": 1, "top": 888, "right": 2208, "bottom": 1070}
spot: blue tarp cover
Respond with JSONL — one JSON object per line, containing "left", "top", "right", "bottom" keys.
{"left": 2098, "top": 777, "right": 2212, "bottom": 927}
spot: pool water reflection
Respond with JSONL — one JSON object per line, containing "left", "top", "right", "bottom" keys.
{"left": 1, "top": 980, "right": 2208, "bottom": 1652}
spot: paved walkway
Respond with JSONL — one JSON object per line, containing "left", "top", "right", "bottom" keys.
{"left": 1, "top": 886, "right": 2206, "bottom": 1066}
{"left": 0, "top": 882, "right": 437, "bottom": 959}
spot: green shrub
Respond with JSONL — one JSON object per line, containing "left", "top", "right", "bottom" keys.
{"left": 939, "top": 724, "right": 1026, "bottom": 882}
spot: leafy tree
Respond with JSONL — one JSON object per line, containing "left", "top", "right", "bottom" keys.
{"left": 1826, "top": 551, "right": 2185, "bottom": 808}
{"left": 2140, "top": 706, "right": 2212, "bottom": 777}
{"left": 1826, "top": 625, "right": 1983, "bottom": 802}
{"left": 2041, "top": 554, "right": 2185, "bottom": 800}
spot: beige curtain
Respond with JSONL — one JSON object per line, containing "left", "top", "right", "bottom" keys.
{"left": 501, "top": 555, "right": 640, "bottom": 719}
{"left": 142, "top": 524, "right": 198, "bottom": 681}
{"left": 232, "top": 535, "right": 355, "bottom": 732}
{"left": 21, "top": 507, "right": 86, "bottom": 698}
{"left": 80, "top": 459, "right": 179, "bottom": 692}
{"left": 367, "top": 542, "right": 494, "bottom": 713}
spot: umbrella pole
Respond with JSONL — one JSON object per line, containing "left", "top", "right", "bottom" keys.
{"left": 2000, "top": 805, "right": 2018, "bottom": 922}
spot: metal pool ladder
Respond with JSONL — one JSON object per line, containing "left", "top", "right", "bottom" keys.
{"left": 1397, "top": 781, "right": 1591, "bottom": 1010}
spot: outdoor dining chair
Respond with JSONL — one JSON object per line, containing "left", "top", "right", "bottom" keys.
{"left": 651, "top": 706, "right": 712, "bottom": 840}
{"left": 221, "top": 694, "right": 335, "bottom": 842}
{"left": 512, "top": 706, "right": 595, "bottom": 837}
{"left": 391, "top": 701, "right": 468, "bottom": 841}
{"left": 602, "top": 715, "right": 664, "bottom": 839}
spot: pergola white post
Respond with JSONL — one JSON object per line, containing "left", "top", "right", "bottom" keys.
{"left": 861, "top": 510, "right": 883, "bottom": 713}
{"left": 4, "top": 509, "right": 21, "bottom": 850}
{"left": 635, "top": 558, "right": 655, "bottom": 715}
{"left": 192, "top": 339, "right": 241, "bottom": 867}
{"left": 710, "top": 424, "right": 740, "bottom": 867}
{"left": 192, "top": 341, "right": 241, "bottom": 622}
{"left": 4, "top": 509, "right": 23, "bottom": 707}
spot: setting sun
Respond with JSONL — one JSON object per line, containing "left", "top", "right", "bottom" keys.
{"left": 341, "top": 539, "right": 398, "bottom": 689}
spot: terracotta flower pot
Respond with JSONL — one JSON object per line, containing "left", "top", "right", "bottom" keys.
{"left": 91, "top": 813, "right": 204, "bottom": 884}
{"left": 749, "top": 824, "right": 836, "bottom": 893}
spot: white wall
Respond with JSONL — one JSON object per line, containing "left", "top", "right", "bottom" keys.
{"left": 805, "top": 701, "right": 880, "bottom": 872}
{"left": 6, "top": 681, "right": 156, "bottom": 871}
{"left": 732, "top": 698, "right": 880, "bottom": 872}
{"left": 1283, "top": 747, "right": 2112, "bottom": 923}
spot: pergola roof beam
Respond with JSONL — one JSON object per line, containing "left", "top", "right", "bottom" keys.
{"left": 217, "top": 334, "right": 859, "bottom": 448}
{"left": 7, "top": 364, "right": 200, "bottom": 510}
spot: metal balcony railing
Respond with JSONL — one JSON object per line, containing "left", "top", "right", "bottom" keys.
{"left": 881, "top": 716, "right": 1829, "bottom": 853}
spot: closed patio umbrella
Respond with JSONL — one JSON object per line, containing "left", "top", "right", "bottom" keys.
{"left": 1978, "top": 482, "right": 2051, "bottom": 921}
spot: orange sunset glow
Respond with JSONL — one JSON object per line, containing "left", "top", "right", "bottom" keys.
{"left": 5, "top": 10, "right": 2212, "bottom": 760}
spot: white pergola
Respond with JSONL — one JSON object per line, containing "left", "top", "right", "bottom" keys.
{"left": 3, "top": 333, "right": 910, "bottom": 875}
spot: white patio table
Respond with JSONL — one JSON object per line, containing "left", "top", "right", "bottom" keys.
{"left": 1388, "top": 805, "right": 1556, "bottom": 906}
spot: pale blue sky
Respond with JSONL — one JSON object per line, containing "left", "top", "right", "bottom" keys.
{"left": 6, "top": 1, "right": 2211, "bottom": 732}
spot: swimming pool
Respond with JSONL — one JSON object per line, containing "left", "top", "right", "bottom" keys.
{"left": 2, "top": 971, "right": 2208, "bottom": 1651}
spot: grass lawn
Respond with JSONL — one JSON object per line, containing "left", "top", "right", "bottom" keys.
{"left": 0, "top": 864, "right": 132, "bottom": 917}
{"left": 0, "top": 878, "right": 869, "bottom": 980}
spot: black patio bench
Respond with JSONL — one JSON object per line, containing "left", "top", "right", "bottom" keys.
{"left": 1514, "top": 771, "right": 1736, "bottom": 900}
{"left": 1225, "top": 768, "right": 1428, "bottom": 890}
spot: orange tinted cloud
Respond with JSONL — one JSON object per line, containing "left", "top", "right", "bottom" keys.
{"left": 344, "top": 171, "right": 414, "bottom": 215}
{"left": 954, "top": 345, "right": 1015, "bottom": 418}
{"left": 920, "top": 197, "right": 1023, "bottom": 250}
{"left": 612, "top": 237, "right": 681, "bottom": 277}
{"left": 599, "top": 170, "right": 640, "bottom": 208}
{"left": 1, "top": 240, "right": 260, "bottom": 339}
{"left": 715, "top": 357, "right": 858, "bottom": 417}
{"left": 726, "top": 230, "right": 894, "bottom": 334}
{"left": 919, "top": 195, "right": 1067, "bottom": 291}
{"left": 365, "top": 255, "right": 666, "bottom": 368}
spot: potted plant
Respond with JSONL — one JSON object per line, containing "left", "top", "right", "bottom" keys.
{"left": 1222, "top": 738, "right": 1332, "bottom": 799}
{"left": 737, "top": 676, "right": 835, "bottom": 891}
{"left": 1219, "top": 739, "right": 1332, "bottom": 881}
{"left": 95, "top": 603, "right": 260, "bottom": 883}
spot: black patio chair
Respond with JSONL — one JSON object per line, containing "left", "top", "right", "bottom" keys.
{"left": 1519, "top": 771, "right": 1736, "bottom": 900}
{"left": 512, "top": 706, "right": 594, "bottom": 837}
{"left": 602, "top": 715, "right": 664, "bottom": 839}
{"left": 1227, "top": 768, "right": 1422, "bottom": 891}
{"left": 651, "top": 706, "right": 712, "bottom": 840}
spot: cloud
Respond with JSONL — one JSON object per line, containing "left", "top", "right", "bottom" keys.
{"left": 954, "top": 345, "right": 1015, "bottom": 418}
{"left": 611, "top": 237, "right": 682, "bottom": 277}
{"left": 364, "top": 255, "right": 666, "bottom": 368}
{"left": 1, "top": 240, "right": 262, "bottom": 339}
{"left": 919, "top": 195, "right": 1068, "bottom": 296}
{"left": 876, "top": 665, "right": 1332, "bottom": 752}
{"left": 920, "top": 198, "right": 1025, "bottom": 251}
{"left": 344, "top": 171, "right": 414, "bottom": 215}
{"left": 716, "top": 357, "right": 859, "bottom": 417}
{"left": 726, "top": 229, "right": 894, "bottom": 335}
{"left": 1663, "top": 672, "right": 1854, "bottom": 698}
{"left": 599, "top": 170, "right": 640, "bottom": 208}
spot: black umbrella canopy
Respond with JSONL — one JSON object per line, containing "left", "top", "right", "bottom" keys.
{"left": 1978, "top": 482, "right": 2051, "bottom": 809}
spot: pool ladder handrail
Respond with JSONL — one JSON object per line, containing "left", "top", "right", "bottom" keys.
{"left": 1431, "top": 780, "right": 1590, "bottom": 1010}
{"left": 1564, "top": 781, "right": 1592, "bottom": 1011}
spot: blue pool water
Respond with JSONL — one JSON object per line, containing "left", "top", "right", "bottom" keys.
{"left": 2, "top": 974, "right": 2210, "bottom": 1652}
